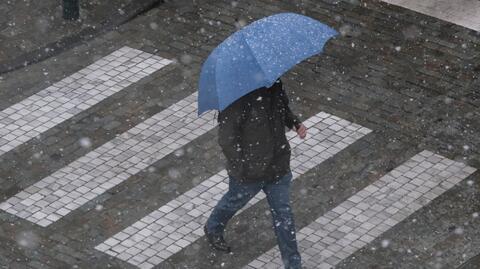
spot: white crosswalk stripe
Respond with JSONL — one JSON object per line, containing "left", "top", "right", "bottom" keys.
{"left": 0, "top": 92, "right": 216, "bottom": 227}
{"left": 0, "top": 46, "right": 171, "bottom": 157}
{"left": 381, "top": 0, "right": 480, "bottom": 31}
{"left": 94, "top": 111, "right": 372, "bottom": 269}
{"left": 244, "top": 150, "right": 476, "bottom": 269}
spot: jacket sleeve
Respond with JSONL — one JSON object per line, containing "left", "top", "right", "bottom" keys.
{"left": 278, "top": 81, "right": 302, "bottom": 130}
{"left": 217, "top": 101, "right": 246, "bottom": 170}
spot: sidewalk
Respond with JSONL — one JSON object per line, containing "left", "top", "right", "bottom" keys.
{"left": 0, "top": 0, "right": 161, "bottom": 74}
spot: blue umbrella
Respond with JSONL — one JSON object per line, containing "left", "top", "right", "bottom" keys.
{"left": 198, "top": 12, "right": 338, "bottom": 116}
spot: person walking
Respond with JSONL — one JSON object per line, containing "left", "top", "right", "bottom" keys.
{"left": 203, "top": 79, "right": 307, "bottom": 269}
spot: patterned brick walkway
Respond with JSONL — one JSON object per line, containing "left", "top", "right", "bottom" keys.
{"left": 0, "top": 0, "right": 478, "bottom": 268}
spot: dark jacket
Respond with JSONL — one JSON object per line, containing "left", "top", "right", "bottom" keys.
{"left": 217, "top": 79, "right": 302, "bottom": 183}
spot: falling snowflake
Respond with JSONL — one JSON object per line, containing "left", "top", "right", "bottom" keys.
{"left": 180, "top": 54, "right": 192, "bottom": 64}
{"left": 16, "top": 231, "right": 40, "bottom": 249}
{"left": 339, "top": 24, "right": 352, "bottom": 37}
{"left": 33, "top": 151, "right": 43, "bottom": 159}
{"left": 95, "top": 204, "right": 104, "bottom": 211}
{"left": 395, "top": 46, "right": 401, "bottom": 52}
{"left": 235, "top": 19, "right": 247, "bottom": 29}
{"left": 148, "top": 166, "right": 157, "bottom": 173}
{"left": 149, "top": 22, "right": 159, "bottom": 30}
{"left": 381, "top": 239, "right": 390, "bottom": 248}
{"left": 454, "top": 227, "right": 464, "bottom": 235}
{"left": 168, "top": 168, "right": 181, "bottom": 179}
{"left": 174, "top": 148, "right": 185, "bottom": 157}
{"left": 79, "top": 137, "right": 92, "bottom": 148}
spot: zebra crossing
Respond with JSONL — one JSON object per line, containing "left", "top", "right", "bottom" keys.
{"left": 0, "top": 46, "right": 171, "bottom": 157}
{"left": 0, "top": 44, "right": 477, "bottom": 269}
{"left": 94, "top": 111, "right": 372, "bottom": 268}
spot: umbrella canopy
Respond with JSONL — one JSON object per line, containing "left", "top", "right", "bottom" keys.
{"left": 198, "top": 12, "right": 338, "bottom": 116}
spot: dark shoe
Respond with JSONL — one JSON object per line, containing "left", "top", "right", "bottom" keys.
{"left": 203, "top": 225, "right": 232, "bottom": 253}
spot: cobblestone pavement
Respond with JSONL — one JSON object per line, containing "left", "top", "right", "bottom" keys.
{"left": 0, "top": 0, "right": 479, "bottom": 268}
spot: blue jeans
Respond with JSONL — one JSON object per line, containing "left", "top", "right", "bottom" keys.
{"left": 206, "top": 171, "right": 302, "bottom": 269}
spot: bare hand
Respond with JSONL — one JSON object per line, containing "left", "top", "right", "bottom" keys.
{"left": 295, "top": 123, "right": 307, "bottom": 139}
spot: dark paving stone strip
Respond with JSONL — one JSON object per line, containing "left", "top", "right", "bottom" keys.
{"left": 308, "top": 1, "right": 479, "bottom": 84}
{"left": 298, "top": 2, "right": 478, "bottom": 131}
{"left": 416, "top": 96, "right": 480, "bottom": 162}
{"left": 0, "top": 226, "right": 71, "bottom": 268}
{"left": 0, "top": 213, "right": 135, "bottom": 268}
{"left": 0, "top": 0, "right": 164, "bottom": 75}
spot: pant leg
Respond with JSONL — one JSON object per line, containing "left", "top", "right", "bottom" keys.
{"left": 263, "top": 171, "right": 301, "bottom": 269}
{"left": 206, "top": 176, "right": 263, "bottom": 235}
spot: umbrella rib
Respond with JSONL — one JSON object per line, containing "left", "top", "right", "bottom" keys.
{"left": 240, "top": 31, "right": 269, "bottom": 84}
